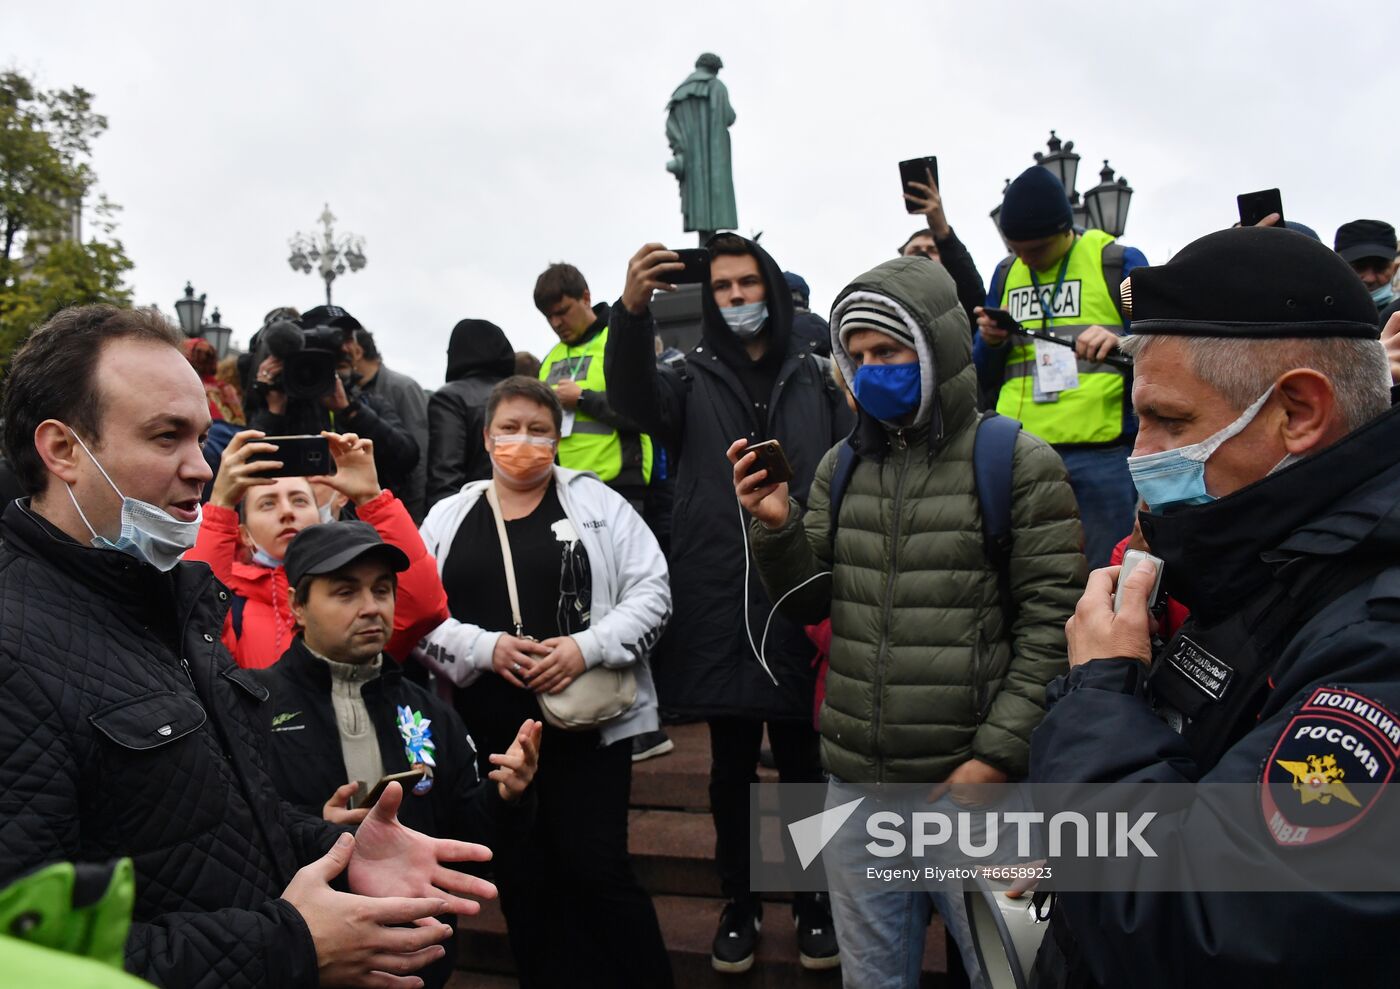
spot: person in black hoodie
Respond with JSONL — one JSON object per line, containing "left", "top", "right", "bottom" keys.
{"left": 606, "top": 234, "right": 853, "bottom": 975}
{"left": 257, "top": 521, "right": 539, "bottom": 989}
{"left": 427, "top": 318, "right": 516, "bottom": 509}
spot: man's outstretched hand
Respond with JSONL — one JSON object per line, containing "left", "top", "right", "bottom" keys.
{"left": 282, "top": 832, "right": 456, "bottom": 989}
{"left": 348, "top": 781, "right": 497, "bottom": 915}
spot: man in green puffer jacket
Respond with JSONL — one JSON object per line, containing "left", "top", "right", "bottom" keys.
{"left": 730, "top": 255, "right": 1086, "bottom": 988}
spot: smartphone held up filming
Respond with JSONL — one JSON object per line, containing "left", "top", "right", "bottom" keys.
{"left": 745, "top": 439, "right": 794, "bottom": 486}
{"left": 245, "top": 435, "right": 337, "bottom": 478}
{"left": 899, "top": 156, "right": 939, "bottom": 213}
{"left": 668, "top": 248, "right": 711, "bottom": 286}
{"left": 1237, "top": 188, "right": 1284, "bottom": 228}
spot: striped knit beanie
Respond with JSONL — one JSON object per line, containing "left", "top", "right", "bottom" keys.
{"left": 837, "top": 295, "right": 917, "bottom": 351}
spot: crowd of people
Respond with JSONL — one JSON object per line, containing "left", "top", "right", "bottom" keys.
{"left": 0, "top": 158, "right": 1399, "bottom": 989}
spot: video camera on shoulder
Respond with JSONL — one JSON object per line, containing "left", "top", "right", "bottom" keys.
{"left": 260, "top": 305, "right": 361, "bottom": 401}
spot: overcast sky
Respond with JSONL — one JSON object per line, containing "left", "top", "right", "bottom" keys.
{"left": 6, "top": 2, "right": 1396, "bottom": 387}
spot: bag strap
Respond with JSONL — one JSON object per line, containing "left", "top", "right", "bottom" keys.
{"left": 973, "top": 412, "right": 1022, "bottom": 625}
{"left": 987, "top": 254, "right": 1016, "bottom": 308}
{"left": 825, "top": 439, "right": 860, "bottom": 555}
{"left": 484, "top": 484, "right": 525, "bottom": 637}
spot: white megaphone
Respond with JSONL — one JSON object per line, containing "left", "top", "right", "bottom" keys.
{"left": 964, "top": 876, "right": 1052, "bottom": 989}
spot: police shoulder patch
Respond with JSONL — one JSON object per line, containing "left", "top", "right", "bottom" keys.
{"left": 1261, "top": 686, "right": 1400, "bottom": 847}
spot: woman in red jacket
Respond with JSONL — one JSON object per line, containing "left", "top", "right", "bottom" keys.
{"left": 186, "top": 430, "right": 448, "bottom": 668}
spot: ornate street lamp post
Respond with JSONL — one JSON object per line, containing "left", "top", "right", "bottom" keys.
{"left": 174, "top": 282, "right": 205, "bottom": 337}
{"left": 1082, "top": 160, "right": 1135, "bottom": 239}
{"left": 204, "top": 308, "right": 232, "bottom": 360}
{"left": 287, "top": 204, "right": 367, "bottom": 305}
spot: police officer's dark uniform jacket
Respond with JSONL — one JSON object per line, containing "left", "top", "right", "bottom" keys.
{"left": 0, "top": 500, "right": 340, "bottom": 989}
{"left": 1030, "top": 228, "right": 1400, "bottom": 988}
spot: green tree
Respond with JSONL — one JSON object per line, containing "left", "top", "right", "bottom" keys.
{"left": 0, "top": 70, "right": 133, "bottom": 362}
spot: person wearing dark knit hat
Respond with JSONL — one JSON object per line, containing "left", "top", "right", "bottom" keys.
{"left": 1029, "top": 225, "right": 1400, "bottom": 989}
{"left": 1333, "top": 218, "right": 1399, "bottom": 324}
{"left": 785, "top": 270, "right": 834, "bottom": 357}
{"left": 971, "top": 165, "right": 1150, "bottom": 568}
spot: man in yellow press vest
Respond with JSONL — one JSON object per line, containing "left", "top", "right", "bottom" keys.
{"left": 534, "top": 263, "right": 654, "bottom": 511}
{"left": 972, "top": 165, "right": 1150, "bottom": 568}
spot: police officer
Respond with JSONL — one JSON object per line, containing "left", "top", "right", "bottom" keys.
{"left": 973, "top": 165, "right": 1149, "bottom": 567}
{"left": 1029, "top": 226, "right": 1400, "bottom": 987}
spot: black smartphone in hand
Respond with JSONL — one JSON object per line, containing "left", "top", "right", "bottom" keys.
{"left": 245, "top": 435, "right": 337, "bottom": 477}
{"left": 899, "top": 156, "right": 939, "bottom": 213}
{"left": 745, "top": 439, "right": 794, "bottom": 485}
{"left": 1237, "top": 188, "right": 1284, "bottom": 228}
{"left": 982, "top": 307, "right": 1022, "bottom": 333}
{"left": 668, "top": 248, "right": 711, "bottom": 286}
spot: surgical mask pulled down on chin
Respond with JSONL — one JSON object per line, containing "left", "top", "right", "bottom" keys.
{"left": 490, "top": 435, "right": 557, "bottom": 488}
{"left": 1127, "top": 385, "right": 1297, "bottom": 514}
{"left": 63, "top": 430, "right": 202, "bottom": 572}
{"left": 720, "top": 301, "right": 769, "bottom": 341}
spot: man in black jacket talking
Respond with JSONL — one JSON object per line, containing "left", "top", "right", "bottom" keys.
{"left": 0, "top": 305, "right": 498, "bottom": 989}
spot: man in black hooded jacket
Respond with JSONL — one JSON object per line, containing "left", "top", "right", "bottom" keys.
{"left": 607, "top": 235, "right": 853, "bottom": 975}
{"left": 426, "top": 318, "right": 516, "bottom": 508}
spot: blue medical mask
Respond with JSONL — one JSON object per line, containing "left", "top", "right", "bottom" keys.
{"left": 1127, "top": 385, "right": 1274, "bottom": 513}
{"left": 1371, "top": 284, "right": 1395, "bottom": 309}
{"left": 720, "top": 301, "right": 768, "bottom": 340}
{"left": 851, "top": 362, "right": 922, "bottom": 423}
{"left": 251, "top": 546, "right": 283, "bottom": 569}
{"left": 63, "top": 430, "right": 202, "bottom": 572}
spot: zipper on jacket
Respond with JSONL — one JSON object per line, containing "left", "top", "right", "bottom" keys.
{"left": 871, "top": 430, "right": 912, "bottom": 784}
{"left": 973, "top": 628, "right": 989, "bottom": 721}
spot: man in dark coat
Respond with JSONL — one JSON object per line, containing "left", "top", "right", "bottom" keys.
{"left": 0, "top": 305, "right": 498, "bottom": 989}
{"left": 1030, "top": 228, "right": 1400, "bottom": 987}
{"left": 426, "top": 318, "right": 515, "bottom": 509}
{"left": 257, "top": 521, "right": 540, "bottom": 989}
{"left": 607, "top": 235, "right": 853, "bottom": 974}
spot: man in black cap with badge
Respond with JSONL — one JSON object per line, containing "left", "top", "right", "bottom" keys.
{"left": 1028, "top": 226, "right": 1400, "bottom": 987}
{"left": 257, "top": 521, "right": 541, "bottom": 989}
{"left": 1333, "top": 218, "right": 1400, "bottom": 325}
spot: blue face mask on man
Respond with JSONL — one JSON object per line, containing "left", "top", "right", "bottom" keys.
{"left": 1371, "top": 283, "right": 1396, "bottom": 309}
{"left": 1126, "top": 385, "right": 1276, "bottom": 513}
{"left": 851, "top": 362, "right": 922, "bottom": 422}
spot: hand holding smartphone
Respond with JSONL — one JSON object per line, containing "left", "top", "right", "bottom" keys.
{"left": 899, "top": 156, "right": 940, "bottom": 214}
{"left": 245, "top": 435, "right": 338, "bottom": 478}
{"left": 667, "top": 248, "right": 711, "bottom": 286}
{"left": 1237, "top": 188, "right": 1284, "bottom": 228}
{"left": 354, "top": 769, "right": 425, "bottom": 809}
{"left": 744, "top": 439, "right": 794, "bottom": 485}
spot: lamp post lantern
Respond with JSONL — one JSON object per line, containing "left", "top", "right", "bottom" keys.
{"left": 288, "top": 204, "right": 367, "bottom": 305}
{"left": 174, "top": 282, "right": 206, "bottom": 338}
{"left": 204, "top": 308, "right": 232, "bottom": 360}
{"left": 996, "top": 132, "right": 1135, "bottom": 240}
{"left": 1082, "top": 160, "right": 1134, "bottom": 239}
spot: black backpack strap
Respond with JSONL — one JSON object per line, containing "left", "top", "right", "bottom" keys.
{"left": 1101, "top": 240, "right": 1127, "bottom": 319}
{"left": 825, "top": 440, "right": 860, "bottom": 555}
{"left": 973, "top": 412, "right": 1022, "bottom": 624}
{"left": 987, "top": 254, "right": 1016, "bottom": 308}
{"left": 230, "top": 594, "right": 248, "bottom": 641}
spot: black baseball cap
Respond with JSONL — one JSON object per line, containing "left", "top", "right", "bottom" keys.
{"left": 1334, "top": 219, "right": 1398, "bottom": 264}
{"left": 299, "top": 305, "right": 363, "bottom": 333}
{"left": 284, "top": 521, "right": 409, "bottom": 587}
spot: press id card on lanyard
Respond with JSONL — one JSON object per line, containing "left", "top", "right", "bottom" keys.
{"left": 1028, "top": 241, "right": 1078, "bottom": 403}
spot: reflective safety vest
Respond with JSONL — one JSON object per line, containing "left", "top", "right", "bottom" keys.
{"left": 540, "top": 325, "right": 654, "bottom": 486}
{"left": 993, "top": 229, "right": 1129, "bottom": 446}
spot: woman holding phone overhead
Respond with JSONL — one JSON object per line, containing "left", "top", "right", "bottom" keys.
{"left": 416, "top": 375, "right": 674, "bottom": 988}
{"left": 184, "top": 429, "right": 448, "bottom": 669}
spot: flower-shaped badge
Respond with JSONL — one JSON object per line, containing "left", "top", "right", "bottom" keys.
{"left": 396, "top": 705, "right": 437, "bottom": 795}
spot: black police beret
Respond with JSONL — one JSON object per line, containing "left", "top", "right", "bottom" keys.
{"left": 1127, "top": 227, "right": 1378, "bottom": 339}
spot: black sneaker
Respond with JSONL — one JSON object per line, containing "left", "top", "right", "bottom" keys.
{"left": 794, "top": 892, "right": 840, "bottom": 971}
{"left": 631, "top": 729, "right": 675, "bottom": 763}
{"left": 711, "top": 897, "right": 762, "bottom": 974}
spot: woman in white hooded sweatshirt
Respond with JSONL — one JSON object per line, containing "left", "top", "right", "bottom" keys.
{"left": 416, "top": 375, "right": 673, "bottom": 988}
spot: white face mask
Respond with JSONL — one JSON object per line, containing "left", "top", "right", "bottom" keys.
{"left": 64, "top": 430, "right": 202, "bottom": 572}
{"left": 720, "top": 301, "right": 769, "bottom": 340}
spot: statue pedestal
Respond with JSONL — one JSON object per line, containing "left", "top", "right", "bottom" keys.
{"left": 650, "top": 285, "right": 704, "bottom": 353}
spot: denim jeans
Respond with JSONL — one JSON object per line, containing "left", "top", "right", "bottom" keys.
{"left": 1057, "top": 445, "right": 1138, "bottom": 569}
{"left": 822, "top": 779, "right": 988, "bottom": 989}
